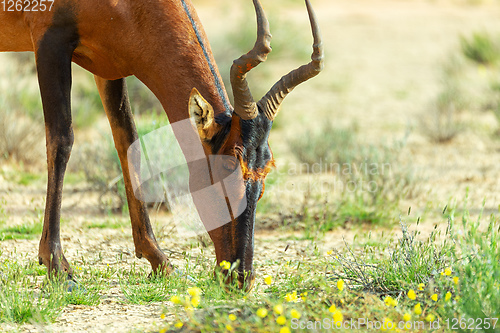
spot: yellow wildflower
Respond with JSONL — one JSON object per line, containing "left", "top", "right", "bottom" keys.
{"left": 290, "top": 309, "right": 301, "bottom": 319}
{"left": 170, "top": 295, "right": 182, "bottom": 304}
{"left": 332, "top": 310, "right": 343, "bottom": 323}
{"left": 382, "top": 318, "right": 394, "bottom": 331}
{"left": 187, "top": 287, "right": 202, "bottom": 297}
{"left": 220, "top": 261, "right": 231, "bottom": 270}
{"left": 274, "top": 304, "right": 284, "bottom": 315}
{"left": 174, "top": 321, "right": 183, "bottom": 328}
{"left": 453, "top": 276, "right": 459, "bottom": 285}
{"left": 276, "top": 315, "right": 287, "bottom": 325}
{"left": 385, "top": 296, "right": 397, "bottom": 307}
{"left": 444, "top": 267, "right": 452, "bottom": 276}
{"left": 407, "top": 289, "right": 416, "bottom": 300}
{"left": 414, "top": 303, "right": 422, "bottom": 315}
{"left": 403, "top": 313, "right": 411, "bottom": 322}
{"left": 337, "top": 279, "right": 345, "bottom": 291}
{"left": 159, "top": 329, "right": 166, "bottom": 333}
{"left": 256, "top": 308, "right": 268, "bottom": 318}
{"left": 280, "top": 327, "right": 291, "bottom": 333}
{"left": 228, "top": 313, "right": 237, "bottom": 321}
{"left": 431, "top": 294, "right": 438, "bottom": 302}
{"left": 445, "top": 292, "right": 452, "bottom": 302}
{"left": 417, "top": 283, "right": 425, "bottom": 291}
{"left": 264, "top": 276, "right": 272, "bottom": 285}
{"left": 329, "top": 304, "right": 336, "bottom": 313}
{"left": 191, "top": 296, "right": 200, "bottom": 307}
{"left": 226, "top": 324, "right": 234, "bottom": 331}
{"left": 285, "top": 291, "right": 298, "bottom": 302}
{"left": 327, "top": 250, "right": 333, "bottom": 255}
{"left": 160, "top": 313, "right": 166, "bottom": 319}
{"left": 425, "top": 314, "right": 436, "bottom": 322}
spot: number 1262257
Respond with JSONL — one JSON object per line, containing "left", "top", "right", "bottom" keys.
{"left": 2, "top": 0, "right": 55, "bottom": 12}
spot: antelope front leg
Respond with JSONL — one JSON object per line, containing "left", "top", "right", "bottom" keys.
{"left": 94, "top": 76, "right": 173, "bottom": 275}
{"left": 35, "top": 27, "right": 78, "bottom": 279}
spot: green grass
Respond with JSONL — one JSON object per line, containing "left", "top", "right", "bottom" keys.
{"left": 0, "top": 202, "right": 498, "bottom": 331}
{"left": 83, "top": 218, "right": 128, "bottom": 230}
{"left": 438, "top": 205, "right": 500, "bottom": 330}
{"left": 15, "top": 172, "right": 43, "bottom": 186}
{"left": 0, "top": 262, "right": 103, "bottom": 325}
{"left": 157, "top": 205, "right": 499, "bottom": 332}
{"left": 120, "top": 266, "right": 173, "bottom": 304}
{"left": 0, "top": 169, "right": 53, "bottom": 186}
{"left": 0, "top": 288, "right": 63, "bottom": 324}
{"left": 328, "top": 216, "right": 456, "bottom": 294}
{"left": 0, "top": 222, "right": 43, "bottom": 240}
{"left": 0, "top": 261, "right": 63, "bottom": 324}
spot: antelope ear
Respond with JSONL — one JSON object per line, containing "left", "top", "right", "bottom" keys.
{"left": 189, "top": 88, "right": 220, "bottom": 141}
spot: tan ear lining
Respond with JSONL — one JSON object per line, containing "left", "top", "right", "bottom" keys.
{"left": 189, "top": 88, "right": 221, "bottom": 140}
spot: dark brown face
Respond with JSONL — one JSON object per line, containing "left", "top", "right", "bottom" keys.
{"left": 188, "top": 0, "right": 323, "bottom": 290}
{"left": 199, "top": 110, "right": 274, "bottom": 290}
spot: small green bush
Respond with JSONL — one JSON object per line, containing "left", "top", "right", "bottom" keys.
{"left": 288, "top": 123, "right": 416, "bottom": 226}
{"left": 72, "top": 136, "right": 126, "bottom": 213}
{"left": 461, "top": 32, "right": 500, "bottom": 66}
{"left": 289, "top": 122, "right": 358, "bottom": 168}
{"left": 0, "top": 98, "right": 44, "bottom": 165}
{"left": 420, "top": 56, "right": 468, "bottom": 143}
{"left": 72, "top": 114, "right": 170, "bottom": 213}
{"left": 126, "top": 77, "right": 163, "bottom": 115}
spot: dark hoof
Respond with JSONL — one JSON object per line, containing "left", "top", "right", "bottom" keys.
{"left": 149, "top": 262, "right": 176, "bottom": 278}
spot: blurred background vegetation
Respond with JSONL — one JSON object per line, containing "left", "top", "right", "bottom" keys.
{"left": 1, "top": 0, "right": 500, "bottom": 228}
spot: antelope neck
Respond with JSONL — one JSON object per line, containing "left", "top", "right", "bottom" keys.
{"left": 180, "top": 0, "right": 232, "bottom": 114}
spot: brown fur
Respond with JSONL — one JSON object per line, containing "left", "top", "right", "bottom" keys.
{"left": 0, "top": 0, "right": 306, "bottom": 291}
{"left": 0, "top": 0, "right": 232, "bottom": 278}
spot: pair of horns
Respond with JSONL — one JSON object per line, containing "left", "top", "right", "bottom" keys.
{"left": 230, "top": 0, "right": 324, "bottom": 121}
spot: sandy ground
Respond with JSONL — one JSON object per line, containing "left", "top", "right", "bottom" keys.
{"left": 2, "top": 0, "right": 500, "bottom": 331}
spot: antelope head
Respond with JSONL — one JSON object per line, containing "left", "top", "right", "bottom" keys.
{"left": 188, "top": 0, "right": 323, "bottom": 290}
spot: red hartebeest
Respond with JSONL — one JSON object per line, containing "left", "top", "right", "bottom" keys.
{"left": 0, "top": 0, "right": 323, "bottom": 289}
